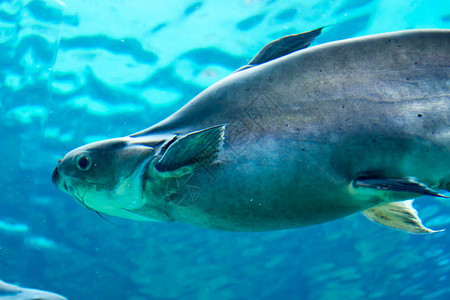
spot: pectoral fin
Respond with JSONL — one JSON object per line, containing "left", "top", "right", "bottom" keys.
{"left": 156, "top": 125, "right": 225, "bottom": 172}
{"left": 362, "top": 201, "right": 442, "bottom": 234}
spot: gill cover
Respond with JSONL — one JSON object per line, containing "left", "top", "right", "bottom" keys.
{"left": 122, "top": 125, "right": 226, "bottom": 220}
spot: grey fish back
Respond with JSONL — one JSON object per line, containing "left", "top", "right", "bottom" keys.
{"left": 146, "top": 29, "right": 449, "bottom": 143}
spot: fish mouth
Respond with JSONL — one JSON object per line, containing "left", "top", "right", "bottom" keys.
{"left": 52, "top": 167, "right": 72, "bottom": 194}
{"left": 51, "top": 167, "right": 93, "bottom": 209}
{"left": 52, "top": 166, "right": 60, "bottom": 186}
{"left": 52, "top": 165, "right": 110, "bottom": 188}
{"left": 52, "top": 167, "right": 86, "bottom": 192}
{"left": 62, "top": 181, "right": 95, "bottom": 211}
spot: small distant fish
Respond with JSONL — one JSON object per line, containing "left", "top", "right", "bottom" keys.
{"left": 0, "top": 280, "right": 67, "bottom": 300}
{"left": 53, "top": 28, "right": 449, "bottom": 234}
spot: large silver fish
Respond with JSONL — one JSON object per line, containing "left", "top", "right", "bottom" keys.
{"left": 0, "top": 280, "right": 66, "bottom": 300}
{"left": 52, "top": 28, "right": 449, "bottom": 234}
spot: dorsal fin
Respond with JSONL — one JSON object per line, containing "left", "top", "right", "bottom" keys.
{"left": 236, "top": 27, "right": 323, "bottom": 72}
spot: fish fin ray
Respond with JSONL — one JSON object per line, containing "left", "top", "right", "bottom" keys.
{"left": 362, "top": 201, "right": 443, "bottom": 234}
{"left": 235, "top": 27, "right": 323, "bottom": 72}
{"left": 157, "top": 125, "right": 225, "bottom": 172}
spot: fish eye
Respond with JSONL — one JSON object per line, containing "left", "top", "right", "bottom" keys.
{"left": 75, "top": 153, "right": 92, "bottom": 171}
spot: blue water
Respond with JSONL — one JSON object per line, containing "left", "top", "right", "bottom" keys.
{"left": 1, "top": 0, "right": 449, "bottom": 299}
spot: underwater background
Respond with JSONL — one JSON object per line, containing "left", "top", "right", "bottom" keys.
{"left": 0, "top": 0, "right": 449, "bottom": 299}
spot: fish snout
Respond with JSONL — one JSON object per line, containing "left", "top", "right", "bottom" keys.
{"left": 52, "top": 166, "right": 60, "bottom": 186}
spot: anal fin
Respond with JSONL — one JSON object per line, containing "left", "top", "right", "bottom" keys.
{"left": 362, "top": 201, "right": 443, "bottom": 234}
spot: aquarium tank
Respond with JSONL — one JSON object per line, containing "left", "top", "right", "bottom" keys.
{"left": 0, "top": 0, "right": 449, "bottom": 299}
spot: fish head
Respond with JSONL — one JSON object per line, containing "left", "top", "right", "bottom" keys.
{"left": 52, "top": 136, "right": 159, "bottom": 220}
{"left": 52, "top": 125, "right": 225, "bottom": 221}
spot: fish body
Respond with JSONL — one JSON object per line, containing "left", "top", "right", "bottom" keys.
{"left": 0, "top": 280, "right": 66, "bottom": 300}
{"left": 53, "top": 29, "right": 449, "bottom": 233}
